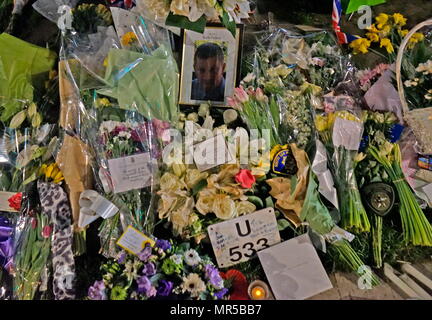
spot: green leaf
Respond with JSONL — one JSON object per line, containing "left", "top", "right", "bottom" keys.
{"left": 247, "top": 195, "right": 264, "bottom": 209}
{"left": 265, "top": 196, "right": 274, "bottom": 208}
{"left": 277, "top": 219, "right": 291, "bottom": 231}
{"left": 23, "top": 171, "right": 37, "bottom": 186}
{"left": 290, "top": 175, "right": 298, "bottom": 194}
{"left": 165, "top": 13, "right": 206, "bottom": 33}
{"left": 9, "top": 110, "right": 26, "bottom": 129}
{"left": 192, "top": 179, "right": 208, "bottom": 196}
{"left": 27, "top": 102, "right": 37, "bottom": 118}
{"left": 31, "top": 146, "right": 47, "bottom": 161}
{"left": 219, "top": 11, "right": 236, "bottom": 38}
{"left": 31, "top": 112, "right": 42, "bottom": 128}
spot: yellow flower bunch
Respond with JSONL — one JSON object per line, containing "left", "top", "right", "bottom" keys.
{"left": 315, "top": 112, "right": 337, "bottom": 132}
{"left": 349, "top": 38, "right": 371, "bottom": 55}
{"left": 352, "top": 12, "right": 425, "bottom": 55}
{"left": 39, "top": 163, "right": 64, "bottom": 184}
{"left": 380, "top": 38, "right": 394, "bottom": 53}
{"left": 121, "top": 32, "right": 138, "bottom": 47}
{"left": 335, "top": 110, "right": 361, "bottom": 123}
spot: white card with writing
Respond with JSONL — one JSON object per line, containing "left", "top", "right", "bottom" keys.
{"left": 207, "top": 207, "right": 280, "bottom": 268}
{"left": 258, "top": 234, "right": 333, "bottom": 300}
{"left": 0, "top": 191, "right": 19, "bottom": 212}
{"left": 116, "top": 225, "right": 155, "bottom": 255}
{"left": 193, "top": 134, "right": 234, "bottom": 172}
{"left": 332, "top": 117, "right": 363, "bottom": 151}
{"left": 108, "top": 152, "right": 152, "bottom": 194}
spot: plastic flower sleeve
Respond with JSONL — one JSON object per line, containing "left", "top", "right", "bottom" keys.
{"left": 79, "top": 96, "right": 161, "bottom": 257}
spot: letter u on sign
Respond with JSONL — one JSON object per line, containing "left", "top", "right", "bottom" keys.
{"left": 236, "top": 220, "right": 251, "bottom": 237}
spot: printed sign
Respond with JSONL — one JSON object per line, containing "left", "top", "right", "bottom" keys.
{"left": 116, "top": 225, "right": 155, "bottom": 255}
{"left": 207, "top": 208, "right": 280, "bottom": 268}
{"left": 108, "top": 152, "right": 152, "bottom": 194}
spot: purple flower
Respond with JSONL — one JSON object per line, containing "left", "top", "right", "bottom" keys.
{"left": 117, "top": 252, "right": 126, "bottom": 264}
{"left": 155, "top": 239, "right": 171, "bottom": 251}
{"left": 130, "top": 129, "right": 141, "bottom": 142}
{"left": 214, "top": 288, "right": 228, "bottom": 299}
{"left": 157, "top": 280, "right": 174, "bottom": 297}
{"left": 137, "top": 275, "right": 156, "bottom": 298}
{"left": 205, "top": 264, "right": 224, "bottom": 289}
{"left": 88, "top": 280, "right": 107, "bottom": 300}
{"left": 138, "top": 245, "right": 152, "bottom": 262}
{"left": 142, "top": 262, "right": 156, "bottom": 276}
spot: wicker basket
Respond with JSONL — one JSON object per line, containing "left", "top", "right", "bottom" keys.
{"left": 395, "top": 19, "right": 432, "bottom": 155}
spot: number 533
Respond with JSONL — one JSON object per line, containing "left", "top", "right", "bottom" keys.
{"left": 229, "top": 238, "right": 269, "bottom": 262}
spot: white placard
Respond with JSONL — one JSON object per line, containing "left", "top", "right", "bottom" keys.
{"left": 192, "top": 134, "right": 234, "bottom": 172}
{"left": 332, "top": 117, "right": 363, "bottom": 150}
{"left": 116, "top": 225, "right": 155, "bottom": 255}
{"left": 108, "top": 152, "right": 152, "bottom": 194}
{"left": 258, "top": 234, "right": 333, "bottom": 300}
{"left": 207, "top": 208, "right": 280, "bottom": 268}
{"left": 0, "top": 191, "right": 19, "bottom": 212}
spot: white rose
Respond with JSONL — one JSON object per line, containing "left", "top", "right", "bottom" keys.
{"left": 235, "top": 201, "right": 256, "bottom": 216}
{"left": 212, "top": 194, "right": 236, "bottom": 220}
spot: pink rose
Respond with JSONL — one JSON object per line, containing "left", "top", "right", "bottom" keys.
{"left": 235, "top": 169, "right": 256, "bottom": 189}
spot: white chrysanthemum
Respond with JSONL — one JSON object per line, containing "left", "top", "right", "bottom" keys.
{"left": 181, "top": 273, "right": 206, "bottom": 298}
{"left": 184, "top": 249, "right": 202, "bottom": 266}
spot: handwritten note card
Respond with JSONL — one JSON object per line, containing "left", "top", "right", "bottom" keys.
{"left": 108, "top": 152, "right": 152, "bottom": 194}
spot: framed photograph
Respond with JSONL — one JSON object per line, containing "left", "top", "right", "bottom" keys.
{"left": 178, "top": 24, "right": 244, "bottom": 107}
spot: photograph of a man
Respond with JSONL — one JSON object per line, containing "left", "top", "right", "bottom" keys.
{"left": 191, "top": 42, "right": 226, "bottom": 102}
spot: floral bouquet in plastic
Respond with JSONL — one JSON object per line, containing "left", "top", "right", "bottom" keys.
{"left": 87, "top": 240, "right": 229, "bottom": 300}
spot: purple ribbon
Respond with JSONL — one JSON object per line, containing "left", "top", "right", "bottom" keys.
{"left": 0, "top": 216, "right": 14, "bottom": 272}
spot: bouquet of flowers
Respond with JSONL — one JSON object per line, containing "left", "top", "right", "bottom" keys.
{"left": 82, "top": 105, "right": 163, "bottom": 256}
{"left": 315, "top": 109, "right": 370, "bottom": 233}
{"left": 88, "top": 240, "right": 228, "bottom": 300}
{"left": 134, "top": 0, "right": 250, "bottom": 37}
{"left": 348, "top": 13, "right": 424, "bottom": 57}
{"left": 157, "top": 108, "right": 263, "bottom": 243}
{"left": 367, "top": 138, "right": 432, "bottom": 247}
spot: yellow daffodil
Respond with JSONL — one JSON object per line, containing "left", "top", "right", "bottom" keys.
{"left": 121, "top": 32, "right": 138, "bottom": 46}
{"left": 408, "top": 33, "right": 425, "bottom": 49}
{"left": 349, "top": 38, "right": 371, "bottom": 55}
{"left": 375, "top": 13, "right": 389, "bottom": 28}
{"left": 367, "top": 24, "right": 380, "bottom": 33}
{"left": 103, "top": 56, "right": 108, "bottom": 67}
{"left": 366, "top": 32, "right": 380, "bottom": 42}
{"left": 378, "top": 24, "right": 392, "bottom": 37}
{"left": 392, "top": 13, "right": 407, "bottom": 27}
{"left": 398, "top": 29, "right": 409, "bottom": 37}
{"left": 380, "top": 38, "right": 394, "bottom": 53}
{"left": 315, "top": 115, "right": 329, "bottom": 132}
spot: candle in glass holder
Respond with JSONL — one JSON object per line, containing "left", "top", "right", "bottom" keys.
{"left": 248, "top": 280, "right": 271, "bottom": 300}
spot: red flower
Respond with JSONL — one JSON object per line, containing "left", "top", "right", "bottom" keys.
{"left": 42, "top": 225, "right": 52, "bottom": 238}
{"left": 8, "top": 192, "right": 22, "bottom": 211}
{"left": 235, "top": 169, "right": 256, "bottom": 189}
{"left": 31, "top": 218, "right": 38, "bottom": 230}
{"left": 220, "top": 269, "right": 250, "bottom": 300}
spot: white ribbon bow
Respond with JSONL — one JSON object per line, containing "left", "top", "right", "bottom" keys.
{"left": 78, "top": 190, "right": 119, "bottom": 228}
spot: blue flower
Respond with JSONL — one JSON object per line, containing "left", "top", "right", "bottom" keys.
{"left": 155, "top": 239, "right": 171, "bottom": 251}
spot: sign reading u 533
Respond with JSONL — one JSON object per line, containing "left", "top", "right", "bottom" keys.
{"left": 207, "top": 208, "right": 281, "bottom": 268}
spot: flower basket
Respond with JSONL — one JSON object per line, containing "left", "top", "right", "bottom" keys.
{"left": 395, "top": 18, "right": 432, "bottom": 154}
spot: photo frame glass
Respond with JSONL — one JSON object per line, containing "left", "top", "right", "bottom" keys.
{"left": 179, "top": 25, "right": 242, "bottom": 106}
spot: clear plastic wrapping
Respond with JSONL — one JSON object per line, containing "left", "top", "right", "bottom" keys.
{"left": 58, "top": 13, "right": 178, "bottom": 257}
